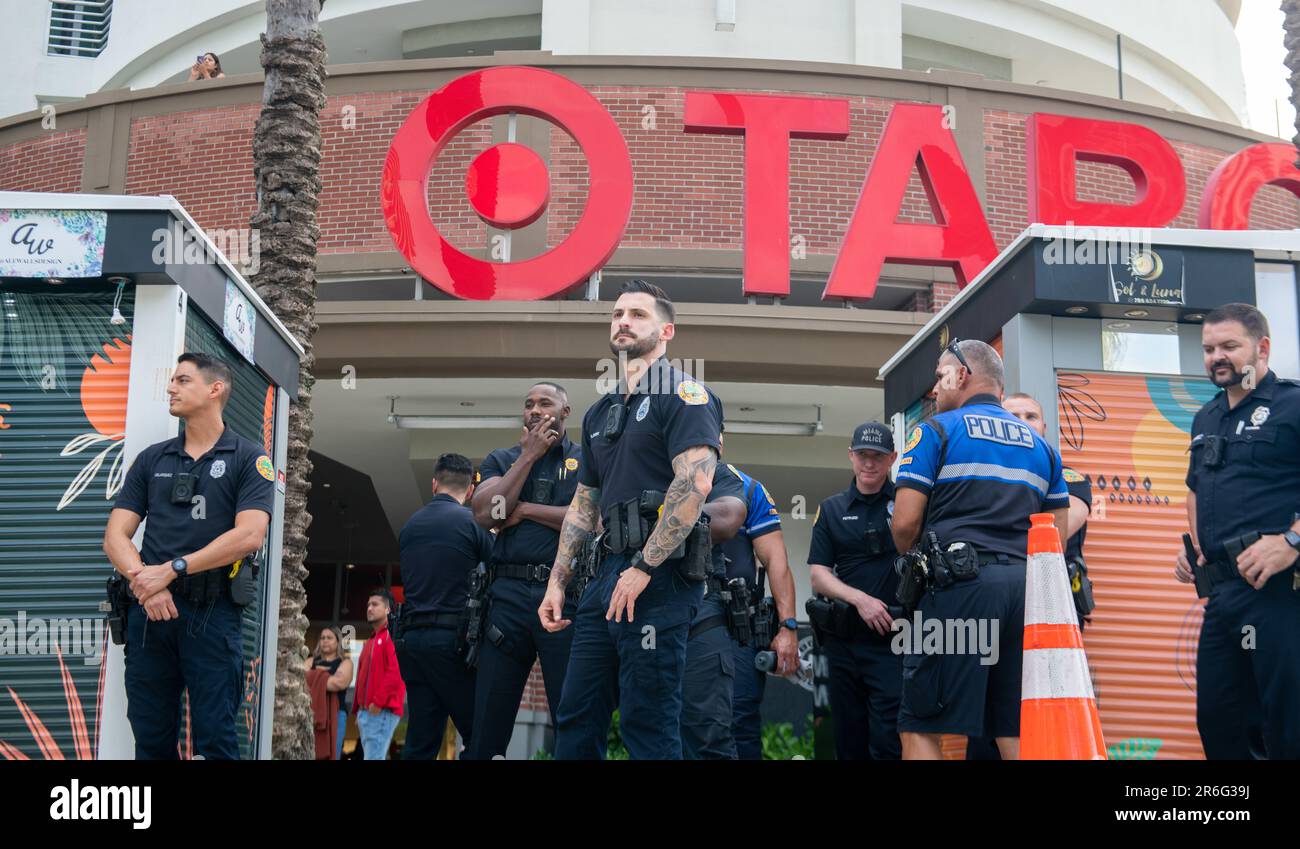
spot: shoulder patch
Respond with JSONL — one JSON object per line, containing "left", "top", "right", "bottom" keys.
{"left": 255, "top": 455, "right": 275, "bottom": 482}
{"left": 676, "top": 380, "right": 709, "bottom": 406}
{"left": 1063, "top": 468, "right": 1084, "bottom": 483}
{"left": 904, "top": 426, "right": 923, "bottom": 454}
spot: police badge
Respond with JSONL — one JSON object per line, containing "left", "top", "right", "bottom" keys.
{"left": 1250, "top": 406, "right": 1270, "bottom": 426}
{"left": 210, "top": 460, "right": 226, "bottom": 479}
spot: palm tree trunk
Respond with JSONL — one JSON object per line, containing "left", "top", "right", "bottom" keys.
{"left": 1286, "top": 1, "right": 1300, "bottom": 159}
{"left": 250, "top": 0, "right": 326, "bottom": 760}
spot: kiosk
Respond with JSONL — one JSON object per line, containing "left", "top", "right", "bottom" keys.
{"left": 879, "top": 225, "right": 1300, "bottom": 759}
{"left": 0, "top": 192, "right": 302, "bottom": 759}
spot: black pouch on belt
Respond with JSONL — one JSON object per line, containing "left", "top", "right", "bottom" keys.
{"left": 943, "top": 540, "right": 980, "bottom": 581}
{"left": 674, "top": 516, "right": 711, "bottom": 582}
{"left": 805, "top": 596, "right": 834, "bottom": 642}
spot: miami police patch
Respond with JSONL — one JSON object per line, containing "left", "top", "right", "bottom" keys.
{"left": 256, "top": 456, "right": 275, "bottom": 482}
{"left": 1063, "top": 468, "right": 1084, "bottom": 483}
{"left": 676, "top": 380, "right": 709, "bottom": 405}
{"left": 904, "top": 426, "right": 923, "bottom": 454}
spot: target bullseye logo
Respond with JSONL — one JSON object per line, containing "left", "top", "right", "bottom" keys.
{"left": 380, "top": 66, "right": 633, "bottom": 300}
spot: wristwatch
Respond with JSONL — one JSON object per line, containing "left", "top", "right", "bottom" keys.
{"left": 171, "top": 557, "right": 189, "bottom": 579}
{"left": 629, "top": 551, "right": 655, "bottom": 575}
{"left": 1284, "top": 530, "right": 1300, "bottom": 552}
{"left": 780, "top": 618, "right": 798, "bottom": 631}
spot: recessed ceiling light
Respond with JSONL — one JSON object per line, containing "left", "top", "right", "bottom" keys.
{"left": 1107, "top": 321, "right": 1131, "bottom": 330}
{"left": 1124, "top": 309, "right": 1149, "bottom": 318}
{"left": 1185, "top": 313, "right": 1204, "bottom": 322}
{"left": 459, "top": 401, "right": 475, "bottom": 407}
{"left": 739, "top": 406, "right": 755, "bottom": 412}
{"left": 1065, "top": 306, "right": 1088, "bottom": 315}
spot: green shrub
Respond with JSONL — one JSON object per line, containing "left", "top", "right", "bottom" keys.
{"left": 761, "top": 714, "right": 815, "bottom": 760}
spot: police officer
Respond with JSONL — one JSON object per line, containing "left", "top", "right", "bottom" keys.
{"left": 466, "top": 382, "right": 582, "bottom": 759}
{"left": 396, "top": 452, "right": 494, "bottom": 759}
{"left": 1175, "top": 303, "right": 1300, "bottom": 760}
{"left": 681, "top": 461, "right": 746, "bottom": 759}
{"left": 103, "top": 353, "right": 273, "bottom": 760}
{"left": 892, "top": 340, "right": 1068, "bottom": 760}
{"left": 807, "top": 422, "right": 902, "bottom": 760}
{"left": 1004, "top": 392, "right": 1094, "bottom": 627}
{"left": 722, "top": 463, "right": 799, "bottom": 760}
{"left": 539, "top": 279, "right": 722, "bottom": 760}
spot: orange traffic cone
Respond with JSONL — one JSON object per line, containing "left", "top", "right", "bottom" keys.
{"left": 1020, "top": 513, "right": 1106, "bottom": 759}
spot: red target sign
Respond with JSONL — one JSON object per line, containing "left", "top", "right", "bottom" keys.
{"left": 380, "top": 66, "right": 633, "bottom": 300}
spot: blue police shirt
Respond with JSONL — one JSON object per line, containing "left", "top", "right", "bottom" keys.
{"left": 580, "top": 357, "right": 723, "bottom": 520}
{"left": 398, "top": 494, "right": 495, "bottom": 616}
{"left": 808, "top": 479, "right": 898, "bottom": 599}
{"left": 719, "top": 464, "right": 782, "bottom": 583}
{"left": 897, "top": 393, "right": 1069, "bottom": 560}
{"left": 479, "top": 435, "right": 583, "bottom": 566}
{"left": 1185, "top": 370, "right": 1300, "bottom": 564}
{"left": 114, "top": 427, "right": 275, "bottom": 565}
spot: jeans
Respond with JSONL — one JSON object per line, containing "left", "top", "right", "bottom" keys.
{"left": 336, "top": 709, "right": 347, "bottom": 760}
{"left": 355, "top": 708, "right": 400, "bottom": 760}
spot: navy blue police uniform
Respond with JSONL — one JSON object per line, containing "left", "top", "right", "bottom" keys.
{"left": 681, "top": 463, "right": 748, "bottom": 759}
{"left": 896, "top": 394, "right": 1068, "bottom": 740}
{"left": 396, "top": 491, "right": 494, "bottom": 759}
{"left": 465, "top": 435, "right": 583, "bottom": 759}
{"left": 115, "top": 428, "right": 275, "bottom": 760}
{"left": 721, "top": 465, "right": 784, "bottom": 760}
{"left": 809, "top": 424, "right": 903, "bottom": 760}
{"left": 553, "top": 358, "right": 722, "bottom": 760}
{"left": 1186, "top": 369, "right": 1300, "bottom": 759}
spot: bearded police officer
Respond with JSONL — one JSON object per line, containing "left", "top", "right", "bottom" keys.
{"left": 396, "top": 453, "right": 494, "bottom": 759}
{"left": 891, "top": 340, "right": 1069, "bottom": 760}
{"left": 103, "top": 353, "right": 273, "bottom": 760}
{"left": 807, "top": 422, "right": 902, "bottom": 760}
{"left": 539, "top": 279, "right": 722, "bottom": 760}
{"left": 466, "top": 382, "right": 583, "bottom": 759}
{"left": 1175, "top": 303, "right": 1300, "bottom": 759}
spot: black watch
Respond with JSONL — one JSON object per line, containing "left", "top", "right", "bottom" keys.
{"left": 629, "top": 551, "right": 655, "bottom": 575}
{"left": 1284, "top": 530, "right": 1300, "bottom": 553}
{"left": 171, "top": 557, "right": 189, "bottom": 578}
{"left": 780, "top": 618, "right": 798, "bottom": 631}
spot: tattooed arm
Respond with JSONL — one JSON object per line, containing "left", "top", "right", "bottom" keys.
{"left": 549, "top": 483, "right": 601, "bottom": 589}
{"left": 540, "top": 483, "right": 600, "bottom": 632}
{"left": 642, "top": 445, "right": 718, "bottom": 567}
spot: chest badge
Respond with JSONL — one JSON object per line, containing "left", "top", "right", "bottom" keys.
{"left": 1251, "top": 406, "right": 1270, "bottom": 426}
{"left": 210, "top": 460, "right": 226, "bottom": 479}
{"left": 565, "top": 457, "right": 579, "bottom": 472}
{"left": 636, "top": 396, "right": 651, "bottom": 421}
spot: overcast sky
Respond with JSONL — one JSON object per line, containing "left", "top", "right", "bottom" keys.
{"left": 1238, "top": 0, "right": 1295, "bottom": 138}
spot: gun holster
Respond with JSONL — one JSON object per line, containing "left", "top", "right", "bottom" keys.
{"left": 228, "top": 550, "right": 262, "bottom": 608}
{"left": 805, "top": 595, "right": 859, "bottom": 640}
{"left": 462, "top": 563, "right": 491, "bottom": 668}
{"left": 720, "top": 577, "right": 754, "bottom": 646}
{"left": 103, "top": 574, "right": 132, "bottom": 646}
{"left": 894, "top": 550, "right": 928, "bottom": 614}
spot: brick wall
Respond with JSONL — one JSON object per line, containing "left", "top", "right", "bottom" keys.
{"left": 0, "top": 129, "right": 86, "bottom": 193}
{"left": 11, "top": 85, "right": 1299, "bottom": 310}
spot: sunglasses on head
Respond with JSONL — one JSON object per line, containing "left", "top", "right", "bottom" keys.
{"left": 944, "top": 337, "right": 972, "bottom": 374}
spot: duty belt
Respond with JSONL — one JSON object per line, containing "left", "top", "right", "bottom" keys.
{"left": 492, "top": 563, "right": 552, "bottom": 583}
{"left": 689, "top": 614, "right": 728, "bottom": 641}
{"left": 1197, "top": 559, "right": 1243, "bottom": 589}
{"left": 401, "top": 611, "right": 462, "bottom": 631}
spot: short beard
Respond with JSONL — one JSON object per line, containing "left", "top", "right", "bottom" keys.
{"left": 609, "top": 331, "right": 659, "bottom": 360}
{"left": 1208, "top": 354, "right": 1255, "bottom": 388}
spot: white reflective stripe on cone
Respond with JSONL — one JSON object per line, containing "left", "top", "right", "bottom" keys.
{"left": 1023, "top": 551, "right": 1079, "bottom": 627}
{"left": 1021, "top": 647, "right": 1096, "bottom": 701}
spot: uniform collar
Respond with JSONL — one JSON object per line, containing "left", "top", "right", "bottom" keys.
{"left": 962, "top": 393, "right": 1002, "bottom": 408}
{"left": 1213, "top": 368, "right": 1275, "bottom": 411}
{"left": 844, "top": 477, "right": 894, "bottom": 504}
{"left": 430, "top": 493, "right": 460, "bottom": 505}
{"left": 162, "top": 426, "right": 238, "bottom": 457}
